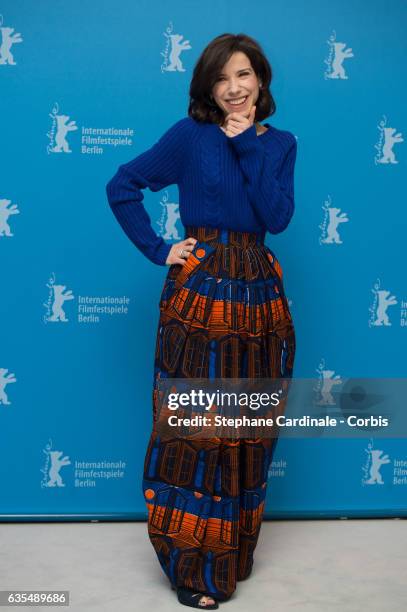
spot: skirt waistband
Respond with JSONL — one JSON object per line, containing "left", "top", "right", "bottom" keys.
{"left": 184, "top": 225, "right": 265, "bottom": 247}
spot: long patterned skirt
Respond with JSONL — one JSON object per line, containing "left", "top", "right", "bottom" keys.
{"left": 142, "top": 226, "right": 296, "bottom": 601}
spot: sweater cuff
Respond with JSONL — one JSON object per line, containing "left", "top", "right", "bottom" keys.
{"left": 151, "top": 240, "right": 172, "bottom": 266}
{"left": 228, "top": 124, "right": 262, "bottom": 155}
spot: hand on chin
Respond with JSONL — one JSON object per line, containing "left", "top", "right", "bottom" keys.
{"left": 220, "top": 105, "right": 256, "bottom": 137}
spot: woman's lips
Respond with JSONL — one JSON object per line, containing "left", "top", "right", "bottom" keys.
{"left": 224, "top": 95, "right": 249, "bottom": 109}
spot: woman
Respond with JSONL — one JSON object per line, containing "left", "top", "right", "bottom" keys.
{"left": 106, "top": 33, "right": 297, "bottom": 609}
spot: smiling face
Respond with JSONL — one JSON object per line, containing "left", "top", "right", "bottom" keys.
{"left": 211, "top": 51, "right": 261, "bottom": 123}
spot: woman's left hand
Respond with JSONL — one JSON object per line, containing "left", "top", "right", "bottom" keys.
{"left": 220, "top": 105, "right": 256, "bottom": 137}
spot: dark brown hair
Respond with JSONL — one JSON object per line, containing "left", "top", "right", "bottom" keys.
{"left": 188, "top": 33, "right": 276, "bottom": 125}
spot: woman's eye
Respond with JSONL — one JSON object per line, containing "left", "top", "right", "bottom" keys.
{"left": 217, "top": 72, "right": 250, "bottom": 81}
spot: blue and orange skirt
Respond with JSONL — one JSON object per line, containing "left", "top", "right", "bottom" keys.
{"left": 142, "top": 226, "right": 296, "bottom": 601}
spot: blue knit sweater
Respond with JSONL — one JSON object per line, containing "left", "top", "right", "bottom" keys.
{"left": 106, "top": 116, "right": 297, "bottom": 266}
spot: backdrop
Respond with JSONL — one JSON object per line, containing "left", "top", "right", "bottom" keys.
{"left": 1, "top": 1, "right": 406, "bottom": 521}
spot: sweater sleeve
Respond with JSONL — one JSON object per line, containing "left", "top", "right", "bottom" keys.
{"left": 105, "top": 118, "right": 191, "bottom": 266}
{"left": 228, "top": 125, "right": 297, "bottom": 234}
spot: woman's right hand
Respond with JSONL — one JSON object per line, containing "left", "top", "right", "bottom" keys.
{"left": 165, "top": 236, "right": 198, "bottom": 266}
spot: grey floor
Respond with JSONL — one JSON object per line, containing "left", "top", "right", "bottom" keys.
{"left": 1, "top": 519, "right": 406, "bottom": 611}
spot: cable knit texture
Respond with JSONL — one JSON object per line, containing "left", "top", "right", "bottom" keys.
{"left": 106, "top": 116, "right": 297, "bottom": 266}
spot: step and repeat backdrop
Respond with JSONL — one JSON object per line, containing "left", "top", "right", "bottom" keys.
{"left": 1, "top": 2, "right": 406, "bottom": 520}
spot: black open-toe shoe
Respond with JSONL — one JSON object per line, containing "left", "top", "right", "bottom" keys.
{"left": 171, "top": 585, "right": 219, "bottom": 609}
